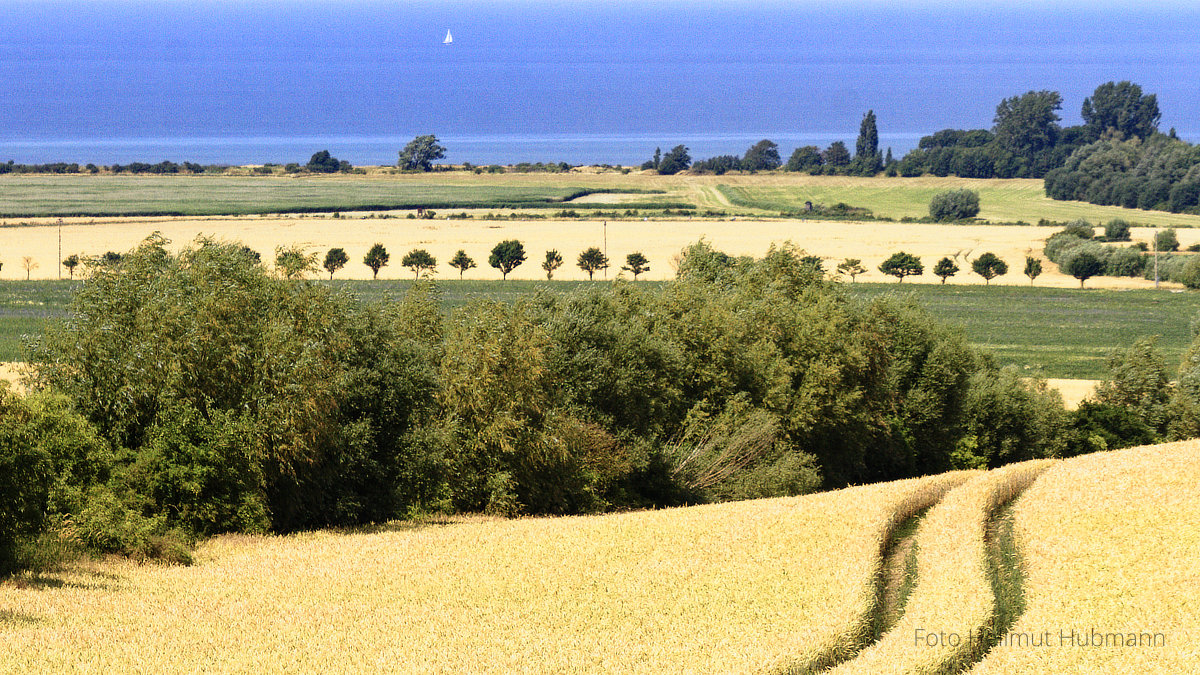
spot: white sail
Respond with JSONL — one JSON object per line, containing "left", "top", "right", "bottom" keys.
{"left": 444, "top": 30, "right": 452, "bottom": 44}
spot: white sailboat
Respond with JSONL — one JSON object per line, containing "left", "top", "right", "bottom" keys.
{"left": 443, "top": 30, "right": 453, "bottom": 44}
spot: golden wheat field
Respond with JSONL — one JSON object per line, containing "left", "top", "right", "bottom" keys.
{"left": 2, "top": 443, "right": 1199, "bottom": 673}
{"left": 969, "top": 441, "right": 1200, "bottom": 674}
{"left": 0, "top": 474, "right": 962, "bottom": 674}
{"left": 1, "top": 214, "right": 1194, "bottom": 288}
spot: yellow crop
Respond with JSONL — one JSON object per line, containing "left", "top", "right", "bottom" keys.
{"left": 830, "top": 459, "right": 1052, "bottom": 674}
{"left": 0, "top": 473, "right": 965, "bottom": 674}
{"left": 969, "top": 440, "right": 1200, "bottom": 673}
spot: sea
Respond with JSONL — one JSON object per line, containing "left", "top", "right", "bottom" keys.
{"left": 2, "top": 0, "right": 1199, "bottom": 167}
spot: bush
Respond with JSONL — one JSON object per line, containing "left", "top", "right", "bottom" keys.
{"left": 0, "top": 388, "right": 54, "bottom": 575}
{"left": 956, "top": 368, "right": 1069, "bottom": 468}
{"left": 1156, "top": 228, "right": 1180, "bottom": 252}
{"left": 1061, "top": 218, "right": 1095, "bottom": 239}
{"left": 928, "top": 188, "right": 981, "bottom": 221}
{"left": 1105, "top": 247, "right": 1148, "bottom": 277}
{"left": 1104, "top": 218, "right": 1132, "bottom": 241}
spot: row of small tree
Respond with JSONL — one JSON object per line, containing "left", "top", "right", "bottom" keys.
{"left": 311, "top": 242, "right": 652, "bottom": 281}
{"left": 847, "top": 252, "right": 1047, "bottom": 286}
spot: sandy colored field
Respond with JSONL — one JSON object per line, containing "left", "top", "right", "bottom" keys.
{"left": 970, "top": 441, "right": 1200, "bottom": 673}
{"left": 0, "top": 363, "right": 22, "bottom": 391}
{"left": 1, "top": 214, "right": 1193, "bottom": 288}
{"left": 0, "top": 475, "right": 963, "bottom": 674}
{"left": 1044, "top": 379, "right": 1097, "bottom": 409}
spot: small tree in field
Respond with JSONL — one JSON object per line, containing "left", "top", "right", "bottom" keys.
{"left": 933, "top": 256, "right": 959, "bottom": 284}
{"left": 21, "top": 256, "right": 37, "bottom": 280}
{"left": 542, "top": 250, "right": 563, "bottom": 279}
{"left": 275, "top": 245, "right": 319, "bottom": 280}
{"left": 837, "top": 258, "right": 866, "bottom": 282}
{"left": 323, "top": 247, "right": 348, "bottom": 280}
{"left": 879, "top": 252, "right": 923, "bottom": 282}
{"left": 1024, "top": 256, "right": 1043, "bottom": 285}
{"left": 363, "top": 243, "right": 389, "bottom": 279}
{"left": 622, "top": 252, "right": 650, "bottom": 280}
{"left": 489, "top": 239, "right": 526, "bottom": 280}
{"left": 450, "top": 250, "right": 476, "bottom": 279}
{"left": 402, "top": 248, "right": 437, "bottom": 279}
{"left": 1156, "top": 228, "right": 1180, "bottom": 252}
{"left": 63, "top": 254, "right": 80, "bottom": 279}
{"left": 577, "top": 247, "right": 609, "bottom": 280}
{"left": 1065, "top": 250, "right": 1104, "bottom": 288}
{"left": 971, "top": 252, "right": 1008, "bottom": 285}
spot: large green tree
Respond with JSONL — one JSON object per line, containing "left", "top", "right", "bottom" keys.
{"left": 577, "top": 247, "right": 609, "bottom": 280}
{"left": 851, "top": 110, "right": 882, "bottom": 176}
{"left": 742, "top": 140, "right": 781, "bottom": 171}
{"left": 657, "top": 145, "right": 691, "bottom": 175}
{"left": 398, "top": 135, "right": 447, "bottom": 171}
{"left": 971, "top": 252, "right": 1008, "bottom": 285}
{"left": 879, "top": 252, "right": 923, "bottom": 282}
{"left": 449, "top": 250, "right": 476, "bottom": 279}
{"left": 489, "top": 240, "right": 526, "bottom": 280}
{"left": 402, "top": 248, "right": 438, "bottom": 279}
{"left": 364, "top": 243, "right": 390, "bottom": 279}
{"left": 993, "top": 90, "right": 1062, "bottom": 164}
{"left": 323, "top": 247, "right": 349, "bottom": 280}
{"left": 1081, "top": 81, "right": 1160, "bottom": 141}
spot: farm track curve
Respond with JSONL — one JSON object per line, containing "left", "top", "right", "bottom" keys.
{"left": 819, "top": 461, "right": 1051, "bottom": 675}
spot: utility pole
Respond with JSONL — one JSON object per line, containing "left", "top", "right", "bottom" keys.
{"left": 1154, "top": 228, "right": 1160, "bottom": 290}
{"left": 57, "top": 218, "right": 63, "bottom": 280}
{"left": 603, "top": 220, "right": 608, "bottom": 280}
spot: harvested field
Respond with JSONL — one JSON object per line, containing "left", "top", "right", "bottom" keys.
{"left": 2, "top": 214, "right": 1193, "bottom": 287}
{"left": 0, "top": 473, "right": 964, "bottom": 674}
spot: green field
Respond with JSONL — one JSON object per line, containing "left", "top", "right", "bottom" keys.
{"left": 5, "top": 279, "right": 1196, "bottom": 379}
{"left": 0, "top": 175, "right": 680, "bottom": 217}
{"left": 7, "top": 173, "right": 1200, "bottom": 227}
{"left": 716, "top": 177, "right": 1200, "bottom": 228}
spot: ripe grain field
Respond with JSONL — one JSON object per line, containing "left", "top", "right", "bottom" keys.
{"left": 0, "top": 474, "right": 961, "bottom": 674}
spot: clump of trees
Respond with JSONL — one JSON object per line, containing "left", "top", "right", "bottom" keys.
{"left": 1042, "top": 219, "right": 1167, "bottom": 285}
{"left": 305, "top": 150, "right": 352, "bottom": 173}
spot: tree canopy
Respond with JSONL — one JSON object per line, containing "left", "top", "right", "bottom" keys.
{"left": 577, "top": 247, "right": 609, "bottom": 280}
{"left": 971, "top": 252, "right": 1008, "bottom": 284}
{"left": 742, "top": 140, "right": 781, "bottom": 171}
{"left": 324, "top": 248, "right": 348, "bottom": 280}
{"left": 879, "top": 252, "right": 923, "bottom": 282}
{"left": 1081, "top": 81, "right": 1160, "bottom": 141}
{"left": 364, "top": 243, "right": 389, "bottom": 279}
{"left": 402, "top": 249, "right": 438, "bottom": 279}
{"left": 489, "top": 240, "right": 526, "bottom": 280}
{"left": 657, "top": 145, "right": 692, "bottom": 175}
{"left": 398, "top": 135, "right": 447, "bottom": 172}
{"left": 450, "top": 250, "right": 476, "bottom": 279}
{"left": 542, "top": 249, "right": 563, "bottom": 279}
{"left": 622, "top": 252, "right": 650, "bottom": 280}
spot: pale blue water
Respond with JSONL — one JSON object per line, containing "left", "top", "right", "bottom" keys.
{"left": 1, "top": 0, "right": 1198, "bottom": 165}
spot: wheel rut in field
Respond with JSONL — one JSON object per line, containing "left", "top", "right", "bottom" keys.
{"left": 780, "top": 472, "right": 972, "bottom": 674}
{"left": 815, "top": 461, "right": 1052, "bottom": 675}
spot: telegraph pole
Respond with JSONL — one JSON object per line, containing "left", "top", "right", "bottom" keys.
{"left": 603, "top": 220, "right": 608, "bottom": 280}
{"left": 1154, "top": 228, "right": 1160, "bottom": 290}
{"left": 57, "top": 218, "right": 63, "bottom": 279}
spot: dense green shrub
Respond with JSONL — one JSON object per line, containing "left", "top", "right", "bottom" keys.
{"left": 1061, "top": 218, "right": 1095, "bottom": 239}
{"left": 1103, "top": 218, "right": 1132, "bottom": 241}
{"left": 1105, "top": 247, "right": 1148, "bottom": 277}
{"left": 0, "top": 387, "right": 54, "bottom": 574}
{"left": 27, "top": 235, "right": 441, "bottom": 533}
{"left": 1094, "top": 337, "right": 1171, "bottom": 435}
{"left": 956, "top": 367, "right": 1069, "bottom": 469}
{"left": 928, "top": 188, "right": 981, "bottom": 221}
